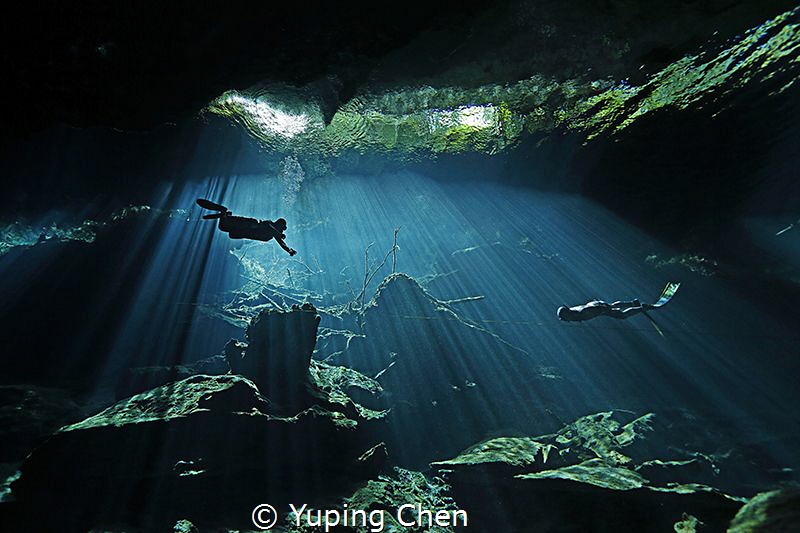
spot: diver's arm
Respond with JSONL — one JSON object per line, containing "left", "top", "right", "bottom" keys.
{"left": 275, "top": 237, "right": 297, "bottom": 256}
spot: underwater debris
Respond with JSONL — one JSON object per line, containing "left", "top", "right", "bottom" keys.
{"left": 316, "top": 327, "right": 367, "bottom": 361}
{"left": 353, "top": 230, "right": 402, "bottom": 312}
{"left": 321, "top": 272, "right": 543, "bottom": 465}
{"left": 645, "top": 253, "right": 718, "bottom": 276}
{"left": 365, "top": 273, "right": 527, "bottom": 355}
{"left": 518, "top": 234, "right": 561, "bottom": 260}
{"left": 199, "top": 244, "right": 332, "bottom": 327}
{"left": 775, "top": 218, "right": 799, "bottom": 235}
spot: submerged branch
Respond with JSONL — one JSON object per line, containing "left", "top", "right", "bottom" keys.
{"left": 440, "top": 295, "right": 485, "bottom": 305}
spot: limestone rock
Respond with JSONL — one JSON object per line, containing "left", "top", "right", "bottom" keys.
{"left": 227, "top": 303, "right": 320, "bottom": 412}
{"left": 433, "top": 411, "right": 746, "bottom": 531}
{"left": 333, "top": 273, "right": 540, "bottom": 466}
{"left": 7, "top": 374, "right": 382, "bottom": 531}
{"left": 728, "top": 489, "right": 800, "bottom": 532}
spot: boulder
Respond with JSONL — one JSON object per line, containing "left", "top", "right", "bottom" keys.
{"left": 7, "top": 374, "right": 382, "bottom": 532}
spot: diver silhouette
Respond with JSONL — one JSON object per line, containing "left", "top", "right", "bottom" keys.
{"left": 196, "top": 198, "right": 297, "bottom": 256}
{"left": 557, "top": 282, "right": 680, "bottom": 322}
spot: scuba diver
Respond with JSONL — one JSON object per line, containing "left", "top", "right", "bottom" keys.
{"left": 557, "top": 282, "right": 680, "bottom": 322}
{"left": 196, "top": 198, "right": 297, "bottom": 256}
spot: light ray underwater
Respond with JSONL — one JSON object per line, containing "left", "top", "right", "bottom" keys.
{"left": 1, "top": 2, "right": 800, "bottom": 532}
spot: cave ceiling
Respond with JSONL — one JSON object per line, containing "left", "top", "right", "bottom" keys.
{"left": 2, "top": 0, "right": 798, "bottom": 156}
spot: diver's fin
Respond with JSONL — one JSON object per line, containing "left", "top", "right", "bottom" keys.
{"left": 202, "top": 213, "right": 224, "bottom": 220}
{"left": 196, "top": 198, "right": 228, "bottom": 212}
{"left": 652, "top": 282, "right": 680, "bottom": 308}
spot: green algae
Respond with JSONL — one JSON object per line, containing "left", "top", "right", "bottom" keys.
{"left": 728, "top": 489, "right": 800, "bottom": 532}
{"left": 62, "top": 374, "right": 269, "bottom": 431}
{"left": 309, "top": 360, "right": 389, "bottom": 422}
{"left": 285, "top": 468, "right": 458, "bottom": 533}
{"left": 0, "top": 205, "right": 186, "bottom": 256}
{"left": 553, "top": 411, "right": 654, "bottom": 465}
{"left": 517, "top": 458, "right": 648, "bottom": 490}
{"left": 433, "top": 437, "right": 558, "bottom": 468}
{"left": 207, "top": 7, "right": 800, "bottom": 157}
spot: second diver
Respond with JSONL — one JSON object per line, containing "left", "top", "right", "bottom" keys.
{"left": 557, "top": 282, "right": 680, "bottom": 322}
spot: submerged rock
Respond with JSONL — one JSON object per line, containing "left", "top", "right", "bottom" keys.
{"left": 0, "top": 385, "right": 81, "bottom": 464}
{"left": 728, "top": 489, "right": 800, "bottom": 532}
{"left": 6, "top": 305, "right": 386, "bottom": 531}
{"left": 331, "top": 273, "right": 545, "bottom": 467}
{"left": 283, "top": 467, "right": 457, "bottom": 533}
{"left": 223, "top": 303, "right": 385, "bottom": 423}
{"left": 518, "top": 458, "right": 649, "bottom": 490}
{"left": 433, "top": 411, "right": 656, "bottom": 477}
{"left": 7, "top": 374, "right": 382, "bottom": 531}
{"left": 227, "top": 303, "right": 320, "bottom": 412}
{"left": 115, "top": 354, "right": 231, "bottom": 400}
{"left": 433, "top": 411, "right": 746, "bottom": 531}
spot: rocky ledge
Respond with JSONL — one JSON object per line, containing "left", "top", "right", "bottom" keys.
{"left": 4, "top": 305, "right": 386, "bottom": 532}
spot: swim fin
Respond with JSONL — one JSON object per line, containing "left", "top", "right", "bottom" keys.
{"left": 202, "top": 213, "right": 224, "bottom": 220}
{"left": 196, "top": 198, "right": 228, "bottom": 212}
{"left": 652, "top": 282, "right": 680, "bottom": 308}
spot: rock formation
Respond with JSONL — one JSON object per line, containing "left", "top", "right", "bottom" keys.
{"left": 432, "top": 411, "right": 746, "bottom": 531}
{"left": 4, "top": 305, "right": 385, "bottom": 532}
{"left": 324, "top": 273, "right": 550, "bottom": 467}
{"left": 728, "top": 489, "right": 800, "bottom": 532}
{"left": 227, "top": 303, "right": 320, "bottom": 412}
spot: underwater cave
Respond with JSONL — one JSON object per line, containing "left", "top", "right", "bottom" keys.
{"left": 1, "top": 1, "right": 800, "bottom": 531}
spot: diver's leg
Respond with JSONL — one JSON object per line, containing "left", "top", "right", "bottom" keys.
{"left": 605, "top": 306, "right": 646, "bottom": 320}
{"left": 218, "top": 212, "right": 234, "bottom": 232}
{"left": 610, "top": 300, "right": 640, "bottom": 308}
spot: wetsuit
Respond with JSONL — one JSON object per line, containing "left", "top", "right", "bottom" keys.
{"left": 196, "top": 198, "right": 296, "bottom": 255}
{"left": 218, "top": 214, "right": 283, "bottom": 242}
{"left": 563, "top": 300, "right": 651, "bottom": 321}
